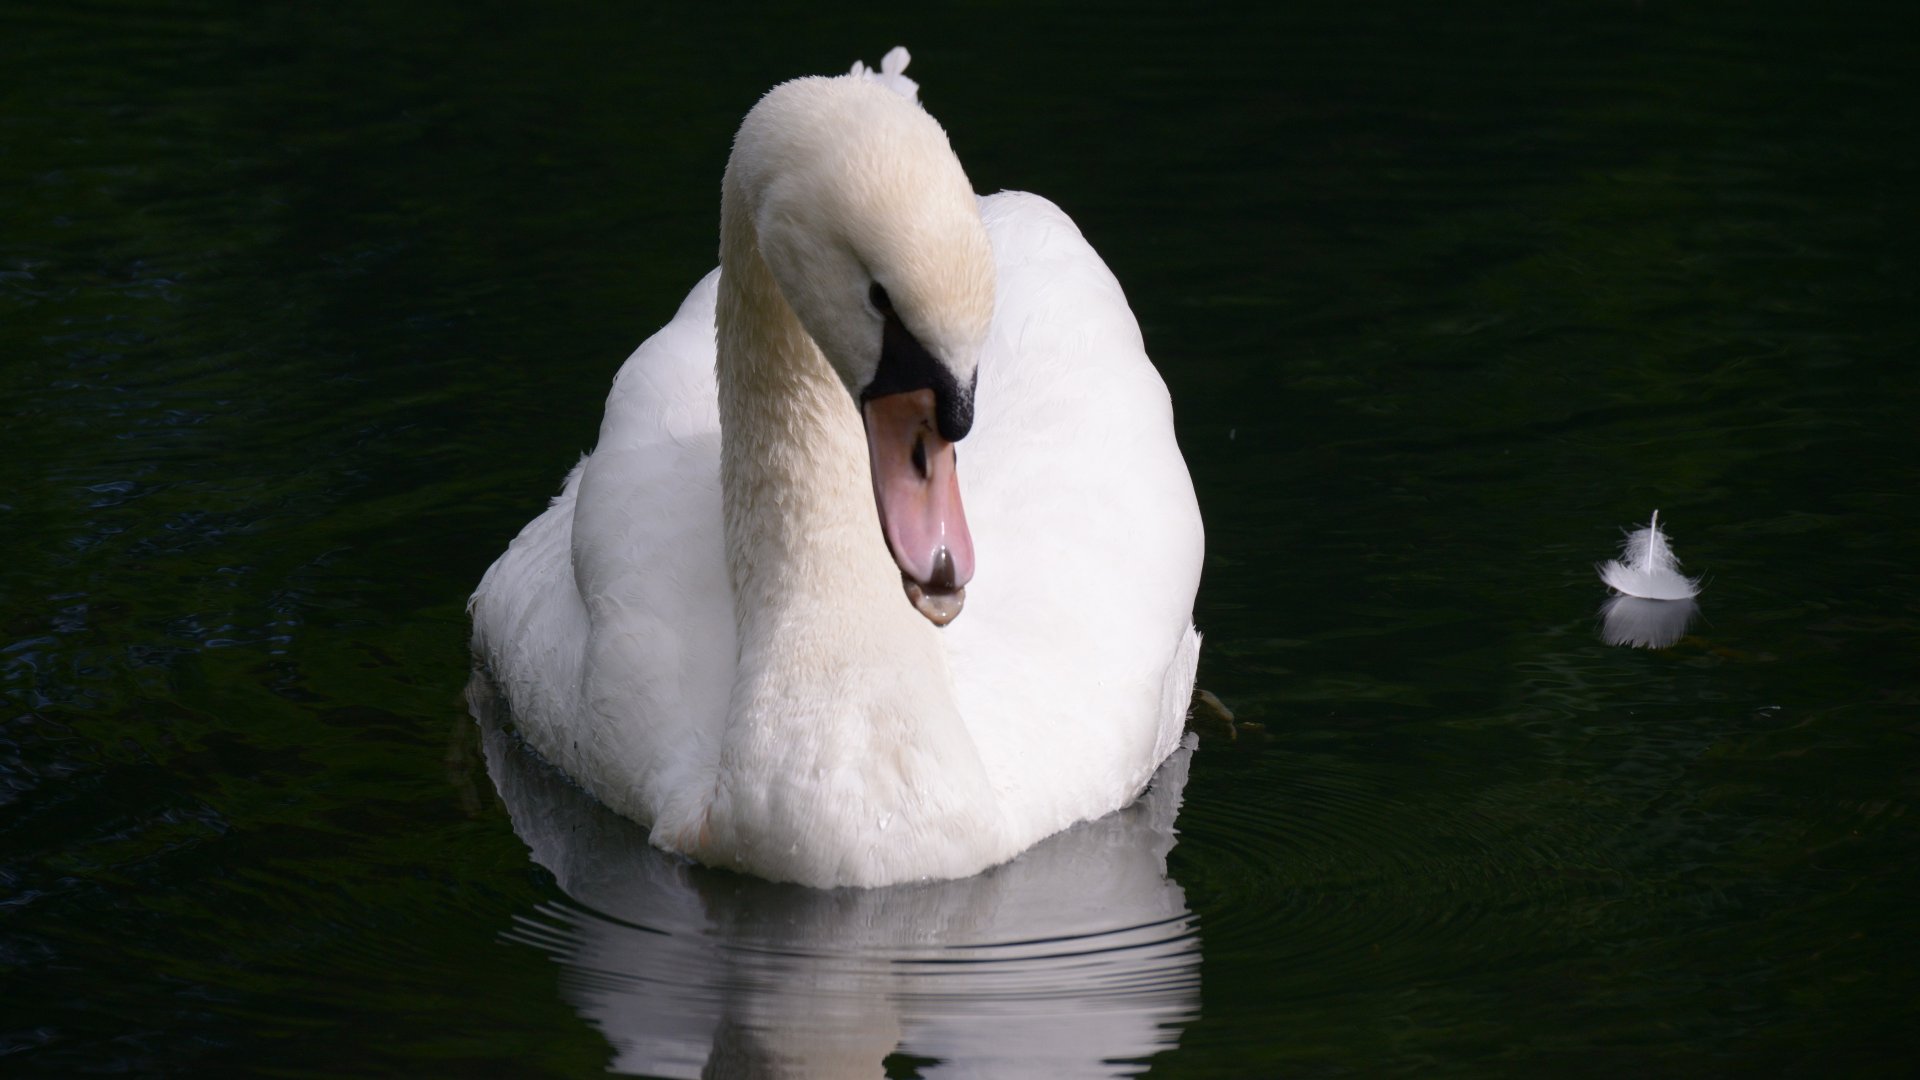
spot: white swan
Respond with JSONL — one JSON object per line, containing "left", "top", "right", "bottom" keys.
{"left": 470, "top": 49, "right": 1203, "bottom": 888}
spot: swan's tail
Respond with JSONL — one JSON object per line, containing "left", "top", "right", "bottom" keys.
{"left": 850, "top": 46, "right": 919, "bottom": 103}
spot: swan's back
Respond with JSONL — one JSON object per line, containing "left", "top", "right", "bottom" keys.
{"left": 946, "top": 192, "right": 1204, "bottom": 832}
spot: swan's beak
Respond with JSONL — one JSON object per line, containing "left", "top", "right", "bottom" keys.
{"left": 862, "top": 388, "right": 975, "bottom": 626}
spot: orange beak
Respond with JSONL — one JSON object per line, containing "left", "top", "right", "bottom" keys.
{"left": 862, "top": 388, "right": 975, "bottom": 625}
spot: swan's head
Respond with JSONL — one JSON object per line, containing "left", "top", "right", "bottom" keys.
{"left": 730, "top": 75, "right": 994, "bottom": 625}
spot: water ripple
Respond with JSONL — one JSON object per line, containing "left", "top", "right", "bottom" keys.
{"left": 475, "top": 683, "right": 1201, "bottom": 1079}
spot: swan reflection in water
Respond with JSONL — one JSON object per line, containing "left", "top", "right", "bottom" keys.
{"left": 1599, "top": 595, "right": 1700, "bottom": 649}
{"left": 472, "top": 682, "right": 1202, "bottom": 1078}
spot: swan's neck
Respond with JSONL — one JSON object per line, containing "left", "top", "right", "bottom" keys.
{"left": 714, "top": 220, "right": 903, "bottom": 636}
{"left": 705, "top": 199, "right": 1002, "bottom": 885}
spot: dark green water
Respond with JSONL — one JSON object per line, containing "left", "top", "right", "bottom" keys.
{"left": 5, "top": 1, "right": 1917, "bottom": 1075}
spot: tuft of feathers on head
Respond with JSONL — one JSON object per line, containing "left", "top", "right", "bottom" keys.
{"left": 1597, "top": 510, "right": 1702, "bottom": 601}
{"left": 849, "top": 46, "right": 919, "bottom": 103}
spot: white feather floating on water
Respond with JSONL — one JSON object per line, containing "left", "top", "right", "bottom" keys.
{"left": 1597, "top": 510, "right": 1701, "bottom": 600}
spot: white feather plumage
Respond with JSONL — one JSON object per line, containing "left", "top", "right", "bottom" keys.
{"left": 1597, "top": 510, "right": 1701, "bottom": 600}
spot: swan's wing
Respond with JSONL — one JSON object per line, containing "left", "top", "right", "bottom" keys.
{"left": 946, "top": 192, "right": 1205, "bottom": 831}
{"left": 470, "top": 457, "right": 593, "bottom": 735}
{"left": 472, "top": 271, "right": 733, "bottom": 835}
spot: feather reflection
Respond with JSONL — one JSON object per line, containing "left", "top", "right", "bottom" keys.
{"left": 1599, "top": 595, "right": 1699, "bottom": 649}
{"left": 473, "top": 684, "right": 1201, "bottom": 1078}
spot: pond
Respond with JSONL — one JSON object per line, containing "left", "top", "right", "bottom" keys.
{"left": 4, "top": 1, "right": 1914, "bottom": 1074}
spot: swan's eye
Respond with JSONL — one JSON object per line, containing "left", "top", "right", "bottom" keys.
{"left": 869, "top": 282, "right": 893, "bottom": 314}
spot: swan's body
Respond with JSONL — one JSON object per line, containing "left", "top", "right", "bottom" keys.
{"left": 471, "top": 51, "right": 1202, "bottom": 888}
